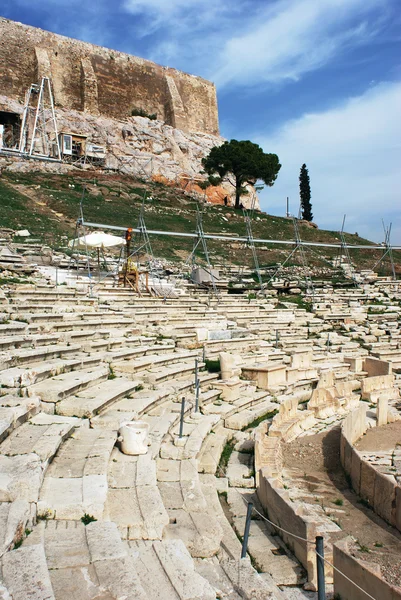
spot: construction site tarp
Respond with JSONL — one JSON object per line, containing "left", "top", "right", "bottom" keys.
{"left": 68, "top": 231, "right": 126, "bottom": 249}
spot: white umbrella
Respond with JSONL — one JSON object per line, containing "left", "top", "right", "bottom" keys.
{"left": 68, "top": 231, "right": 126, "bottom": 249}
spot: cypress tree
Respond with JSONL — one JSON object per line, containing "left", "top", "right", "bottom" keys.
{"left": 299, "top": 163, "right": 313, "bottom": 221}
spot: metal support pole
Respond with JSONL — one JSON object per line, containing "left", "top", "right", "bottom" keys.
{"left": 194, "top": 359, "right": 200, "bottom": 412}
{"left": 241, "top": 502, "right": 253, "bottom": 559}
{"left": 316, "top": 536, "right": 326, "bottom": 600}
{"left": 179, "top": 397, "right": 185, "bottom": 438}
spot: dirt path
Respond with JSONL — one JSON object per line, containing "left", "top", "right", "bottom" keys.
{"left": 356, "top": 421, "right": 401, "bottom": 452}
{"left": 282, "top": 427, "right": 401, "bottom": 588}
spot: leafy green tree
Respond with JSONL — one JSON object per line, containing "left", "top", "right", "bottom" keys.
{"left": 299, "top": 163, "right": 313, "bottom": 221}
{"left": 201, "top": 139, "right": 281, "bottom": 209}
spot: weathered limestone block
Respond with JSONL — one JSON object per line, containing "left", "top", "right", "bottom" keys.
{"left": 376, "top": 396, "right": 388, "bottom": 426}
{"left": 219, "top": 352, "right": 241, "bottom": 380}
{"left": 0, "top": 499, "right": 31, "bottom": 557}
{"left": 153, "top": 539, "right": 216, "bottom": 600}
{"left": 213, "top": 377, "right": 242, "bottom": 402}
{"left": 0, "top": 453, "right": 42, "bottom": 502}
{"left": 80, "top": 57, "right": 99, "bottom": 115}
{"left": 373, "top": 472, "right": 397, "bottom": 525}
{"left": 359, "top": 460, "right": 376, "bottom": 506}
{"left": 1, "top": 543, "right": 55, "bottom": 600}
{"left": 34, "top": 47, "right": 52, "bottom": 81}
{"left": 361, "top": 374, "right": 394, "bottom": 401}
{"left": 241, "top": 363, "right": 286, "bottom": 390}
{"left": 363, "top": 357, "right": 392, "bottom": 376}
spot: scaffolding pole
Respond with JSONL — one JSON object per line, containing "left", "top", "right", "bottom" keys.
{"left": 372, "top": 221, "right": 397, "bottom": 280}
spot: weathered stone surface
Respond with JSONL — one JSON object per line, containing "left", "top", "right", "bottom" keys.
{"left": 0, "top": 499, "right": 31, "bottom": 557}
{"left": 153, "top": 539, "right": 216, "bottom": 600}
{"left": 0, "top": 453, "right": 42, "bottom": 502}
{"left": 0, "top": 19, "right": 219, "bottom": 135}
{"left": 2, "top": 544, "right": 55, "bottom": 600}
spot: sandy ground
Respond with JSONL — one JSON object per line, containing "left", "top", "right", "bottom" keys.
{"left": 283, "top": 427, "right": 401, "bottom": 588}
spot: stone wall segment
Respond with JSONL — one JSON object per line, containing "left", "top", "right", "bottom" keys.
{"left": 0, "top": 17, "right": 219, "bottom": 135}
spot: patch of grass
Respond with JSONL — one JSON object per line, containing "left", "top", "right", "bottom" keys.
{"left": 242, "top": 409, "right": 278, "bottom": 431}
{"left": 108, "top": 366, "right": 117, "bottom": 380}
{"left": 217, "top": 439, "right": 235, "bottom": 475}
{"left": 333, "top": 498, "right": 343, "bottom": 506}
{"left": 81, "top": 513, "right": 97, "bottom": 525}
{"left": 135, "top": 383, "right": 144, "bottom": 392}
{"left": 281, "top": 294, "right": 313, "bottom": 312}
{"left": 204, "top": 358, "right": 220, "bottom": 373}
{"left": 37, "top": 511, "right": 51, "bottom": 521}
{"left": 0, "top": 276, "right": 30, "bottom": 285}
{"left": 357, "top": 541, "right": 370, "bottom": 553}
{"left": 374, "top": 541, "right": 383, "bottom": 548}
{"left": 13, "top": 538, "right": 23, "bottom": 549}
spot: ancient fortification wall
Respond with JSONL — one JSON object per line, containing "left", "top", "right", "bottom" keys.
{"left": 0, "top": 18, "right": 219, "bottom": 135}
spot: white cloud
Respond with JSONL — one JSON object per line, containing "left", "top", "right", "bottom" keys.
{"left": 124, "top": 0, "right": 392, "bottom": 88}
{"left": 255, "top": 81, "right": 401, "bottom": 243}
{"left": 213, "top": 0, "right": 388, "bottom": 87}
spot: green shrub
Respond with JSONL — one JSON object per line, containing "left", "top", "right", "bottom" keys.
{"left": 81, "top": 513, "right": 97, "bottom": 525}
{"left": 204, "top": 358, "right": 220, "bottom": 373}
{"left": 131, "top": 107, "right": 157, "bottom": 120}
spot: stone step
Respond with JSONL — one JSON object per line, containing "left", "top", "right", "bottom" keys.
{"left": 106, "top": 449, "right": 169, "bottom": 540}
{"left": 0, "top": 395, "right": 41, "bottom": 444}
{"left": 1, "top": 543, "right": 55, "bottom": 600}
{"left": 0, "top": 499, "right": 31, "bottom": 558}
{"left": 199, "top": 474, "right": 285, "bottom": 599}
{"left": 226, "top": 451, "right": 255, "bottom": 488}
{"left": 113, "top": 350, "right": 200, "bottom": 376}
{"left": 128, "top": 539, "right": 216, "bottom": 600}
{"left": 145, "top": 360, "right": 201, "bottom": 385}
{"left": 198, "top": 425, "right": 234, "bottom": 475}
{"left": 38, "top": 428, "right": 116, "bottom": 520}
{"left": 160, "top": 414, "right": 220, "bottom": 460}
{"left": 225, "top": 400, "right": 278, "bottom": 431}
{"left": 0, "top": 355, "right": 103, "bottom": 388}
{"left": 0, "top": 333, "right": 61, "bottom": 351}
{"left": 108, "top": 343, "right": 176, "bottom": 364}
{"left": 52, "top": 318, "right": 136, "bottom": 332}
{"left": 0, "top": 322, "right": 27, "bottom": 337}
{"left": 0, "top": 413, "right": 78, "bottom": 463}
{"left": 157, "top": 458, "right": 223, "bottom": 558}
{"left": 226, "top": 488, "right": 305, "bottom": 587}
{"left": 27, "top": 365, "right": 110, "bottom": 404}
{"left": 23, "top": 519, "right": 149, "bottom": 600}
{"left": 0, "top": 343, "right": 82, "bottom": 371}
{"left": 56, "top": 377, "right": 141, "bottom": 418}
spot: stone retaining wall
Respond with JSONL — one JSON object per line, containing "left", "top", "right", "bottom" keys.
{"left": 0, "top": 17, "right": 219, "bottom": 135}
{"left": 333, "top": 537, "right": 401, "bottom": 600}
{"left": 257, "top": 466, "right": 319, "bottom": 586}
{"left": 340, "top": 405, "right": 401, "bottom": 531}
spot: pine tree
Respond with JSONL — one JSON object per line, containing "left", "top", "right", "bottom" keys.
{"left": 299, "top": 163, "right": 313, "bottom": 222}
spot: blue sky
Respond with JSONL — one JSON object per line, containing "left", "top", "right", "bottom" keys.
{"left": 1, "top": 0, "right": 401, "bottom": 243}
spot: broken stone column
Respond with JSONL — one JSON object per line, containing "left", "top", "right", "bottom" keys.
{"left": 219, "top": 352, "right": 241, "bottom": 380}
{"left": 376, "top": 396, "right": 388, "bottom": 426}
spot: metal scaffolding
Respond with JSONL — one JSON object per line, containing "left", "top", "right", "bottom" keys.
{"left": 19, "top": 77, "right": 61, "bottom": 160}
{"left": 372, "top": 221, "right": 397, "bottom": 281}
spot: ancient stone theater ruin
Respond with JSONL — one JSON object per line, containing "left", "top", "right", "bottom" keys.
{"left": 0, "top": 17, "right": 401, "bottom": 600}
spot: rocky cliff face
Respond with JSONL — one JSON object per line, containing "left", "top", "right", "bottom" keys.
{"left": 0, "top": 95, "right": 261, "bottom": 210}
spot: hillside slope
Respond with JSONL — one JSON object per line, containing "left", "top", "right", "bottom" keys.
{"left": 0, "top": 170, "right": 399, "bottom": 276}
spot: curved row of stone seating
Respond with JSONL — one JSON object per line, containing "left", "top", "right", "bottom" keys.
{"left": 1, "top": 279, "right": 400, "bottom": 598}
